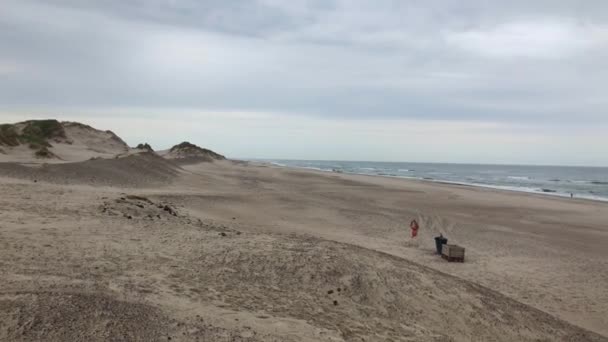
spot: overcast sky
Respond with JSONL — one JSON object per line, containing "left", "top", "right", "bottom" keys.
{"left": 1, "top": 0, "right": 607, "bottom": 165}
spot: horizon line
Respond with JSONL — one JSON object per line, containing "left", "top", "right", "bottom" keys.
{"left": 242, "top": 157, "right": 608, "bottom": 169}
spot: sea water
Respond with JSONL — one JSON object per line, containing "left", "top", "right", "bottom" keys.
{"left": 262, "top": 160, "right": 608, "bottom": 202}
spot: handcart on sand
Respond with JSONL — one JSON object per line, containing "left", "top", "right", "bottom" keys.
{"left": 441, "top": 244, "right": 465, "bottom": 262}
{"left": 434, "top": 234, "right": 465, "bottom": 262}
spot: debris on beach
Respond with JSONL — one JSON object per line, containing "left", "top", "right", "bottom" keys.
{"left": 100, "top": 195, "right": 180, "bottom": 221}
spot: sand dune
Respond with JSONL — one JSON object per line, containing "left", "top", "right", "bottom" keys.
{"left": 0, "top": 152, "right": 180, "bottom": 187}
{"left": 0, "top": 120, "right": 129, "bottom": 163}
{"left": 158, "top": 141, "right": 227, "bottom": 165}
{"left": 1, "top": 156, "right": 607, "bottom": 341}
{"left": 56, "top": 121, "right": 130, "bottom": 160}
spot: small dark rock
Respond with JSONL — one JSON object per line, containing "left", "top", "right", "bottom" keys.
{"left": 220, "top": 232, "right": 227, "bottom": 237}
{"left": 337, "top": 288, "right": 341, "bottom": 292}
{"left": 327, "top": 290, "right": 334, "bottom": 295}
{"left": 333, "top": 300, "right": 338, "bottom": 306}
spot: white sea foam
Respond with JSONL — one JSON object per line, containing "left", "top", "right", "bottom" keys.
{"left": 507, "top": 176, "right": 531, "bottom": 180}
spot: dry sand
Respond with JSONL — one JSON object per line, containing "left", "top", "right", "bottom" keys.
{"left": 1, "top": 157, "right": 607, "bottom": 341}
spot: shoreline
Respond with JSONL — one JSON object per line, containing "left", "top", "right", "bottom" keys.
{"left": 258, "top": 161, "right": 608, "bottom": 204}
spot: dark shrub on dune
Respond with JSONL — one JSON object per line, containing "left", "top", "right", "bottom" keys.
{"left": 0, "top": 120, "right": 66, "bottom": 149}
{"left": 136, "top": 143, "right": 154, "bottom": 151}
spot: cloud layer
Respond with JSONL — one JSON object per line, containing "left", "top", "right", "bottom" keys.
{"left": 1, "top": 0, "right": 607, "bottom": 164}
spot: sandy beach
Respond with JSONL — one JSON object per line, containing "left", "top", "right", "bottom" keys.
{"left": 4, "top": 0, "right": 608, "bottom": 339}
{"left": 1, "top": 155, "right": 607, "bottom": 341}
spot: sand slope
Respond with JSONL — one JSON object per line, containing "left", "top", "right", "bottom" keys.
{"left": 54, "top": 121, "right": 130, "bottom": 161}
{"left": 1, "top": 159, "right": 607, "bottom": 341}
{"left": 0, "top": 152, "right": 180, "bottom": 187}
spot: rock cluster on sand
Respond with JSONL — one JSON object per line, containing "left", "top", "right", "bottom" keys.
{"left": 101, "top": 195, "right": 180, "bottom": 220}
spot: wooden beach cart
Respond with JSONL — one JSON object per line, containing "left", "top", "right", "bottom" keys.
{"left": 441, "top": 244, "right": 465, "bottom": 262}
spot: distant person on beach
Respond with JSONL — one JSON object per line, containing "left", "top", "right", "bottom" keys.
{"left": 571, "top": 193, "right": 574, "bottom": 198}
{"left": 410, "top": 219, "right": 419, "bottom": 238}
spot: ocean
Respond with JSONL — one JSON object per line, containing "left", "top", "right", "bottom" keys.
{"left": 263, "top": 160, "right": 608, "bottom": 202}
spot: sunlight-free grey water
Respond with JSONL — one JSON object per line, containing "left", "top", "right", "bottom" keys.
{"left": 264, "top": 160, "right": 608, "bottom": 202}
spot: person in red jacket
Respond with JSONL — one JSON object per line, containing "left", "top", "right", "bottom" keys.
{"left": 410, "top": 219, "right": 419, "bottom": 238}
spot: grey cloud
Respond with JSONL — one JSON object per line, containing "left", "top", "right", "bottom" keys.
{"left": 25, "top": 0, "right": 309, "bottom": 37}
{"left": 1, "top": 0, "right": 607, "bottom": 125}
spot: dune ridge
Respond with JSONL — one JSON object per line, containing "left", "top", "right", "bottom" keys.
{"left": 0, "top": 120, "right": 225, "bottom": 165}
{"left": 160, "top": 141, "right": 227, "bottom": 164}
